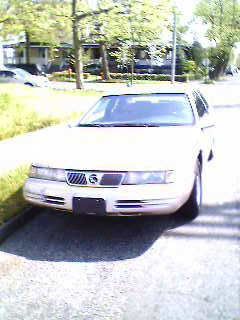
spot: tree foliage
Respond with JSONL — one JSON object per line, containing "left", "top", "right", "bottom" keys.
{"left": 1, "top": 0, "right": 71, "bottom": 44}
{"left": 195, "top": 0, "right": 240, "bottom": 78}
{"left": 95, "top": 0, "right": 172, "bottom": 79}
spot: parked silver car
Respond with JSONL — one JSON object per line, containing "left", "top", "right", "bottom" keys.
{"left": 0, "top": 68, "right": 50, "bottom": 87}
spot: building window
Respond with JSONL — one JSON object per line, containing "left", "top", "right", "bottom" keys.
{"left": 16, "top": 47, "right": 24, "bottom": 58}
{"left": 38, "top": 47, "right": 46, "bottom": 58}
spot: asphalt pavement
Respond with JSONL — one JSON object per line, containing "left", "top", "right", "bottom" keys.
{"left": 0, "top": 77, "right": 239, "bottom": 320}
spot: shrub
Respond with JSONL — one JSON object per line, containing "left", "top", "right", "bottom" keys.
{"left": 182, "top": 60, "right": 198, "bottom": 74}
{"left": 109, "top": 73, "right": 190, "bottom": 82}
{"left": 49, "top": 71, "right": 90, "bottom": 81}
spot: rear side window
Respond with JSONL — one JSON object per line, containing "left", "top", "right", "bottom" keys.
{"left": 4, "top": 71, "right": 15, "bottom": 78}
{"left": 193, "top": 92, "right": 207, "bottom": 117}
{"left": 198, "top": 92, "right": 210, "bottom": 111}
{"left": 0, "top": 71, "right": 15, "bottom": 78}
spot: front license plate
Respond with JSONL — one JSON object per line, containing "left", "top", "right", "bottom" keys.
{"left": 73, "top": 197, "right": 106, "bottom": 215}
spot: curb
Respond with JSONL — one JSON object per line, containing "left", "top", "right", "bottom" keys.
{"left": 0, "top": 206, "right": 41, "bottom": 244}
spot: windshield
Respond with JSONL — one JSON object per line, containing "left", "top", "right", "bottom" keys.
{"left": 79, "top": 93, "right": 194, "bottom": 127}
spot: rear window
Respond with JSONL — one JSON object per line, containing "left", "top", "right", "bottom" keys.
{"left": 80, "top": 93, "right": 194, "bottom": 126}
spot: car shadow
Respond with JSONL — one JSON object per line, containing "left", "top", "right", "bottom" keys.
{"left": 0, "top": 208, "right": 189, "bottom": 262}
{"left": 1, "top": 202, "right": 239, "bottom": 262}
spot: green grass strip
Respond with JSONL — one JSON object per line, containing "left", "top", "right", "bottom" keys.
{"left": 0, "top": 166, "right": 29, "bottom": 225}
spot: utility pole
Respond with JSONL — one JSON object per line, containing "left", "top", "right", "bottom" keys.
{"left": 171, "top": 10, "right": 177, "bottom": 84}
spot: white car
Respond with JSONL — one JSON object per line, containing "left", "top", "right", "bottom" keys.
{"left": 0, "top": 68, "right": 50, "bottom": 87}
{"left": 23, "top": 87, "right": 215, "bottom": 218}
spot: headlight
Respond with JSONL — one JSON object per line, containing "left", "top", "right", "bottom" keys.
{"left": 30, "top": 166, "right": 66, "bottom": 182}
{"left": 122, "top": 171, "right": 175, "bottom": 185}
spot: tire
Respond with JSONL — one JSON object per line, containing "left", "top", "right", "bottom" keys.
{"left": 208, "top": 149, "right": 214, "bottom": 161}
{"left": 180, "top": 160, "right": 202, "bottom": 220}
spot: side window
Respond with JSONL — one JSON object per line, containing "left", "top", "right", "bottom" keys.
{"left": 198, "top": 92, "right": 210, "bottom": 111}
{"left": 193, "top": 92, "right": 207, "bottom": 118}
{"left": 5, "top": 71, "right": 15, "bottom": 78}
{"left": 0, "top": 71, "right": 5, "bottom": 77}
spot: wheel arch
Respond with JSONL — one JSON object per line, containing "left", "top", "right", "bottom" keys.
{"left": 24, "top": 82, "right": 34, "bottom": 87}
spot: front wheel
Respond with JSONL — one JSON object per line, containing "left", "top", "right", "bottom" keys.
{"left": 180, "top": 160, "right": 202, "bottom": 220}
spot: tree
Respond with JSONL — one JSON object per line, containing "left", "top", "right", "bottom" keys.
{"left": 85, "top": 0, "right": 172, "bottom": 81}
{"left": 86, "top": 0, "right": 119, "bottom": 80}
{"left": 71, "top": 0, "right": 115, "bottom": 88}
{"left": 119, "top": 0, "right": 171, "bottom": 81}
{"left": 1, "top": 0, "right": 172, "bottom": 87}
{"left": 195, "top": 0, "right": 240, "bottom": 78}
{"left": 0, "top": 0, "right": 72, "bottom": 64}
{"left": 0, "top": 1, "right": 11, "bottom": 24}
{"left": 191, "top": 41, "right": 206, "bottom": 67}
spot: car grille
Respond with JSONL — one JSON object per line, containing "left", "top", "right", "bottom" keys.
{"left": 66, "top": 171, "right": 124, "bottom": 187}
{"left": 67, "top": 172, "right": 87, "bottom": 185}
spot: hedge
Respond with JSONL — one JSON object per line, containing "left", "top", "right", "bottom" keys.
{"left": 50, "top": 71, "right": 198, "bottom": 82}
{"left": 109, "top": 73, "right": 193, "bottom": 82}
{"left": 49, "top": 71, "right": 90, "bottom": 81}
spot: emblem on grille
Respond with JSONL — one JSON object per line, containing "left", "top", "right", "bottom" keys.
{"left": 88, "top": 174, "right": 98, "bottom": 184}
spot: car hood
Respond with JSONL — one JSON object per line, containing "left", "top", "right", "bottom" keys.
{"left": 28, "top": 75, "right": 49, "bottom": 86}
{"left": 34, "top": 126, "right": 200, "bottom": 171}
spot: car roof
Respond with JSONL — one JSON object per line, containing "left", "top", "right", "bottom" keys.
{"left": 12, "top": 68, "right": 28, "bottom": 73}
{"left": 102, "top": 85, "right": 198, "bottom": 97}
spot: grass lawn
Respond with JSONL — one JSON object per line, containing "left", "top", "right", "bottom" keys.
{"left": 0, "top": 166, "right": 29, "bottom": 225}
{"left": 0, "top": 84, "right": 101, "bottom": 141}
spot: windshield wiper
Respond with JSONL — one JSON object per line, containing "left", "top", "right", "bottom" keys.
{"left": 110, "top": 123, "right": 185, "bottom": 127}
{"left": 77, "top": 123, "right": 108, "bottom": 127}
{"left": 77, "top": 123, "right": 156, "bottom": 127}
{"left": 77, "top": 123, "right": 184, "bottom": 127}
{"left": 100, "top": 123, "right": 161, "bottom": 127}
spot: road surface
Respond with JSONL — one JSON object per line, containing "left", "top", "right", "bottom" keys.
{"left": 0, "top": 77, "right": 239, "bottom": 320}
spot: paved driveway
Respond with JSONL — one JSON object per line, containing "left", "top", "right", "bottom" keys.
{"left": 0, "top": 80, "right": 239, "bottom": 320}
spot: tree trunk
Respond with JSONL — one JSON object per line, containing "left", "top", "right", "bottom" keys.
{"left": 100, "top": 43, "right": 111, "bottom": 80}
{"left": 25, "top": 31, "right": 30, "bottom": 64}
{"left": 72, "top": 0, "right": 84, "bottom": 90}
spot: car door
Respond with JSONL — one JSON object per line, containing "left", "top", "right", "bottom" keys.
{"left": 193, "top": 90, "right": 215, "bottom": 161}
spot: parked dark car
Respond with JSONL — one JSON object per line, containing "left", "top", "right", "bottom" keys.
{"left": 83, "top": 63, "right": 102, "bottom": 75}
{"left": 5, "top": 64, "right": 46, "bottom": 76}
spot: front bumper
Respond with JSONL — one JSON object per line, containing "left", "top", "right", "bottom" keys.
{"left": 23, "top": 178, "right": 193, "bottom": 216}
